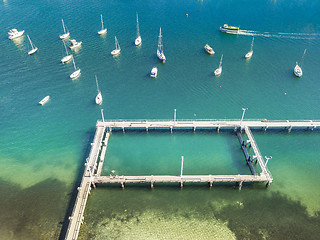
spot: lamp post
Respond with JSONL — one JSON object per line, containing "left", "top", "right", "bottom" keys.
{"left": 240, "top": 108, "right": 248, "bottom": 128}
{"left": 180, "top": 156, "right": 184, "bottom": 177}
{"left": 174, "top": 109, "right": 177, "bottom": 125}
{"left": 101, "top": 109, "right": 105, "bottom": 123}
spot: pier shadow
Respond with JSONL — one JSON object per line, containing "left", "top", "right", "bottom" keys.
{"left": 58, "top": 128, "right": 96, "bottom": 240}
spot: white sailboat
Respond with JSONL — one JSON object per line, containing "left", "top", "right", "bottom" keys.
{"left": 70, "top": 56, "right": 81, "bottom": 79}
{"left": 61, "top": 41, "right": 73, "bottom": 63}
{"left": 245, "top": 37, "right": 254, "bottom": 59}
{"left": 214, "top": 54, "right": 223, "bottom": 76}
{"left": 60, "top": 19, "right": 70, "bottom": 40}
{"left": 294, "top": 49, "right": 306, "bottom": 78}
{"left": 135, "top": 13, "right": 142, "bottom": 46}
{"left": 157, "top": 27, "right": 166, "bottom": 63}
{"left": 111, "top": 36, "right": 121, "bottom": 56}
{"left": 98, "top": 14, "right": 107, "bottom": 35}
{"left": 95, "top": 75, "right": 103, "bottom": 105}
{"left": 8, "top": 29, "right": 24, "bottom": 40}
{"left": 27, "top": 35, "right": 38, "bottom": 55}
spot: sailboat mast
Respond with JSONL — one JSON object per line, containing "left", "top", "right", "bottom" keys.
{"left": 300, "top": 49, "right": 307, "bottom": 66}
{"left": 72, "top": 56, "right": 76, "bottom": 70}
{"left": 27, "top": 35, "right": 34, "bottom": 49}
{"left": 251, "top": 37, "right": 254, "bottom": 51}
{"left": 95, "top": 75, "right": 100, "bottom": 93}
{"left": 101, "top": 14, "right": 104, "bottom": 30}
{"left": 136, "top": 13, "right": 140, "bottom": 37}
{"left": 158, "top": 28, "right": 163, "bottom": 51}
{"left": 62, "top": 19, "right": 66, "bottom": 34}
{"left": 219, "top": 54, "right": 223, "bottom": 67}
{"left": 63, "top": 41, "right": 69, "bottom": 55}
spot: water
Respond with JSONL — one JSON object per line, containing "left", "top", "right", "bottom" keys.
{"left": 1, "top": 0, "right": 320, "bottom": 239}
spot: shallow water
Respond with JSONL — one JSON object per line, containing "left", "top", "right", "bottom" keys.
{"left": 1, "top": 0, "right": 320, "bottom": 239}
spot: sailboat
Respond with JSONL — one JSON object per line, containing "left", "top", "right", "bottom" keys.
{"left": 61, "top": 41, "right": 73, "bottom": 63}
{"left": 98, "top": 14, "right": 107, "bottom": 35}
{"left": 135, "top": 13, "right": 142, "bottom": 46}
{"left": 70, "top": 56, "right": 81, "bottom": 79}
{"left": 245, "top": 37, "right": 254, "bottom": 59}
{"left": 59, "top": 19, "right": 70, "bottom": 40}
{"left": 27, "top": 35, "right": 38, "bottom": 55}
{"left": 294, "top": 49, "right": 306, "bottom": 78}
{"left": 214, "top": 54, "right": 223, "bottom": 76}
{"left": 157, "top": 27, "right": 166, "bottom": 63}
{"left": 111, "top": 36, "right": 121, "bottom": 56}
{"left": 95, "top": 75, "right": 103, "bottom": 105}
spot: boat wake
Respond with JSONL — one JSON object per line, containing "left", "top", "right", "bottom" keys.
{"left": 238, "top": 30, "right": 320, "bottom": 40}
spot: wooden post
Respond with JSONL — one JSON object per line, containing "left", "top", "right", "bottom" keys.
{"left": 170, "top": 126, "right": 173, "bottom": 133}
{"left": 239, "top": 180, "right": 243, "bottom": 191}
{"left": 122, "top": 127, "right": 125, "bottom": 133}
{"left": 121, "top": 182, "right": 125, "bottom": 189}
{"left": 146, "top": 126, "right": 149, "bottom": 132}
{"left": 217, "top": 126, "right": 220, "bottom": 133}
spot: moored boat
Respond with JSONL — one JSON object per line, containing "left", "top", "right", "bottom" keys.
{"left": 59, "top": 19, "right": 70, "bottom": 40}
{"left": 204, "top": 44, "right": 215, "bottom": 55}
{"left": 98, "top": 14, "right": 107, "bottom": 35}
{"left": 293, "top": 49, "right": 306, "bottom": 78}
{"left": 61, "top": 41, "right": 72, "bottom": 63}
{"left": 220, "top": 24, "right": 240, "bottom": 34}
{"left": 135, "top": 13, "right": 142, "bottom": 46}
{"left": 8, "top": 29, "right": 24, "bottom": 40}
{"left": 214, "top": 54, "right": 223, "bottom": 76}
{"left": 150, "top": 67, "right": 158, "bottom": 78}
{"left": 294, "top": 62, "right": 302, "bottom": 77}
{"left": 39, "top": 96, "right": 50, "bottom": 105}
{"left": 69, "top": 39, "right": 82, "bottom": 50}
{"left": 70, "top": 56, "right": 81, "bottom": 79}
{"left": 245, "top": 37, "right": 254, "bottom": 59}
{"left": 95, "top": 75, "right": 103, "bottom": 105}
{"left": 157, "top": 27, "right": 166, "bottom": 63}
{"left": 27, "top": 35, "right": 38, "bottom": 55}
{"left": 111, "top": 36, "right": 121, "bottom": 56}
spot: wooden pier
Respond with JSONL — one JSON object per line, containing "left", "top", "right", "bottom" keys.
{"left": 64, "top": 118, "right": 319, "bottom": 240}
{"left": 65, "top": 125, "right": 106, "bottom": 240}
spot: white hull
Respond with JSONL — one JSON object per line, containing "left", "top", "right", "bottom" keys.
{"left": 39, "top": 96, "right": 50, "bottom": 105}
{"left": 98, "top": 28, "right": 107, "bottom": 35}
{"left": 294, "top": 64, "right": 302, "bottom": 77}
{"left": 8, "top": 30, "right": 25, "bottom": 40}
{"left": 135, "top": 36, "right": 142, "bottom": 46}
{"left": 150, "top": 67, "right": 158, "bottom": 78}
{"left": 214, "top": 67, "right": 222, "bottom": 76}
{"left": 70, "top": 69, "right": 81, "bottom": 79}
{"left": 204, "top": 44, "right": 215, "bottom": 55}
{"left": 95, "top": 92, "right": 103, "bottom": 105}
{"left": 111, "top": 49, "right": 120, "bottom": 56}
{"left": 219, "top": 27, "right": 239, "bottom": 34}
{"left": 28, "top": 47, "right": 38, "bottom": 55}
{"left": 61, "top": 55, "right": 73, "bottom": 63}
{"left": 69, "top": 41, "right": 82, "bottom": 50}
{"left": 157, "top": 50, "right": 166, "bottom": 63}
{"left": 245, "top": 51, "right": 253, "bottom": 59}
{"left": 60, "top": 32, "right": 70, "bottom": 40}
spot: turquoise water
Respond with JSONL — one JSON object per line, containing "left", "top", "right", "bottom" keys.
{"left": 1, "top": 0, "right": 320, "bottom": 239}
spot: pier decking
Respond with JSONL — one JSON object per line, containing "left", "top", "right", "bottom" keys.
{"left": 64, "top": 118, "right": 319, "bottom": 240}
